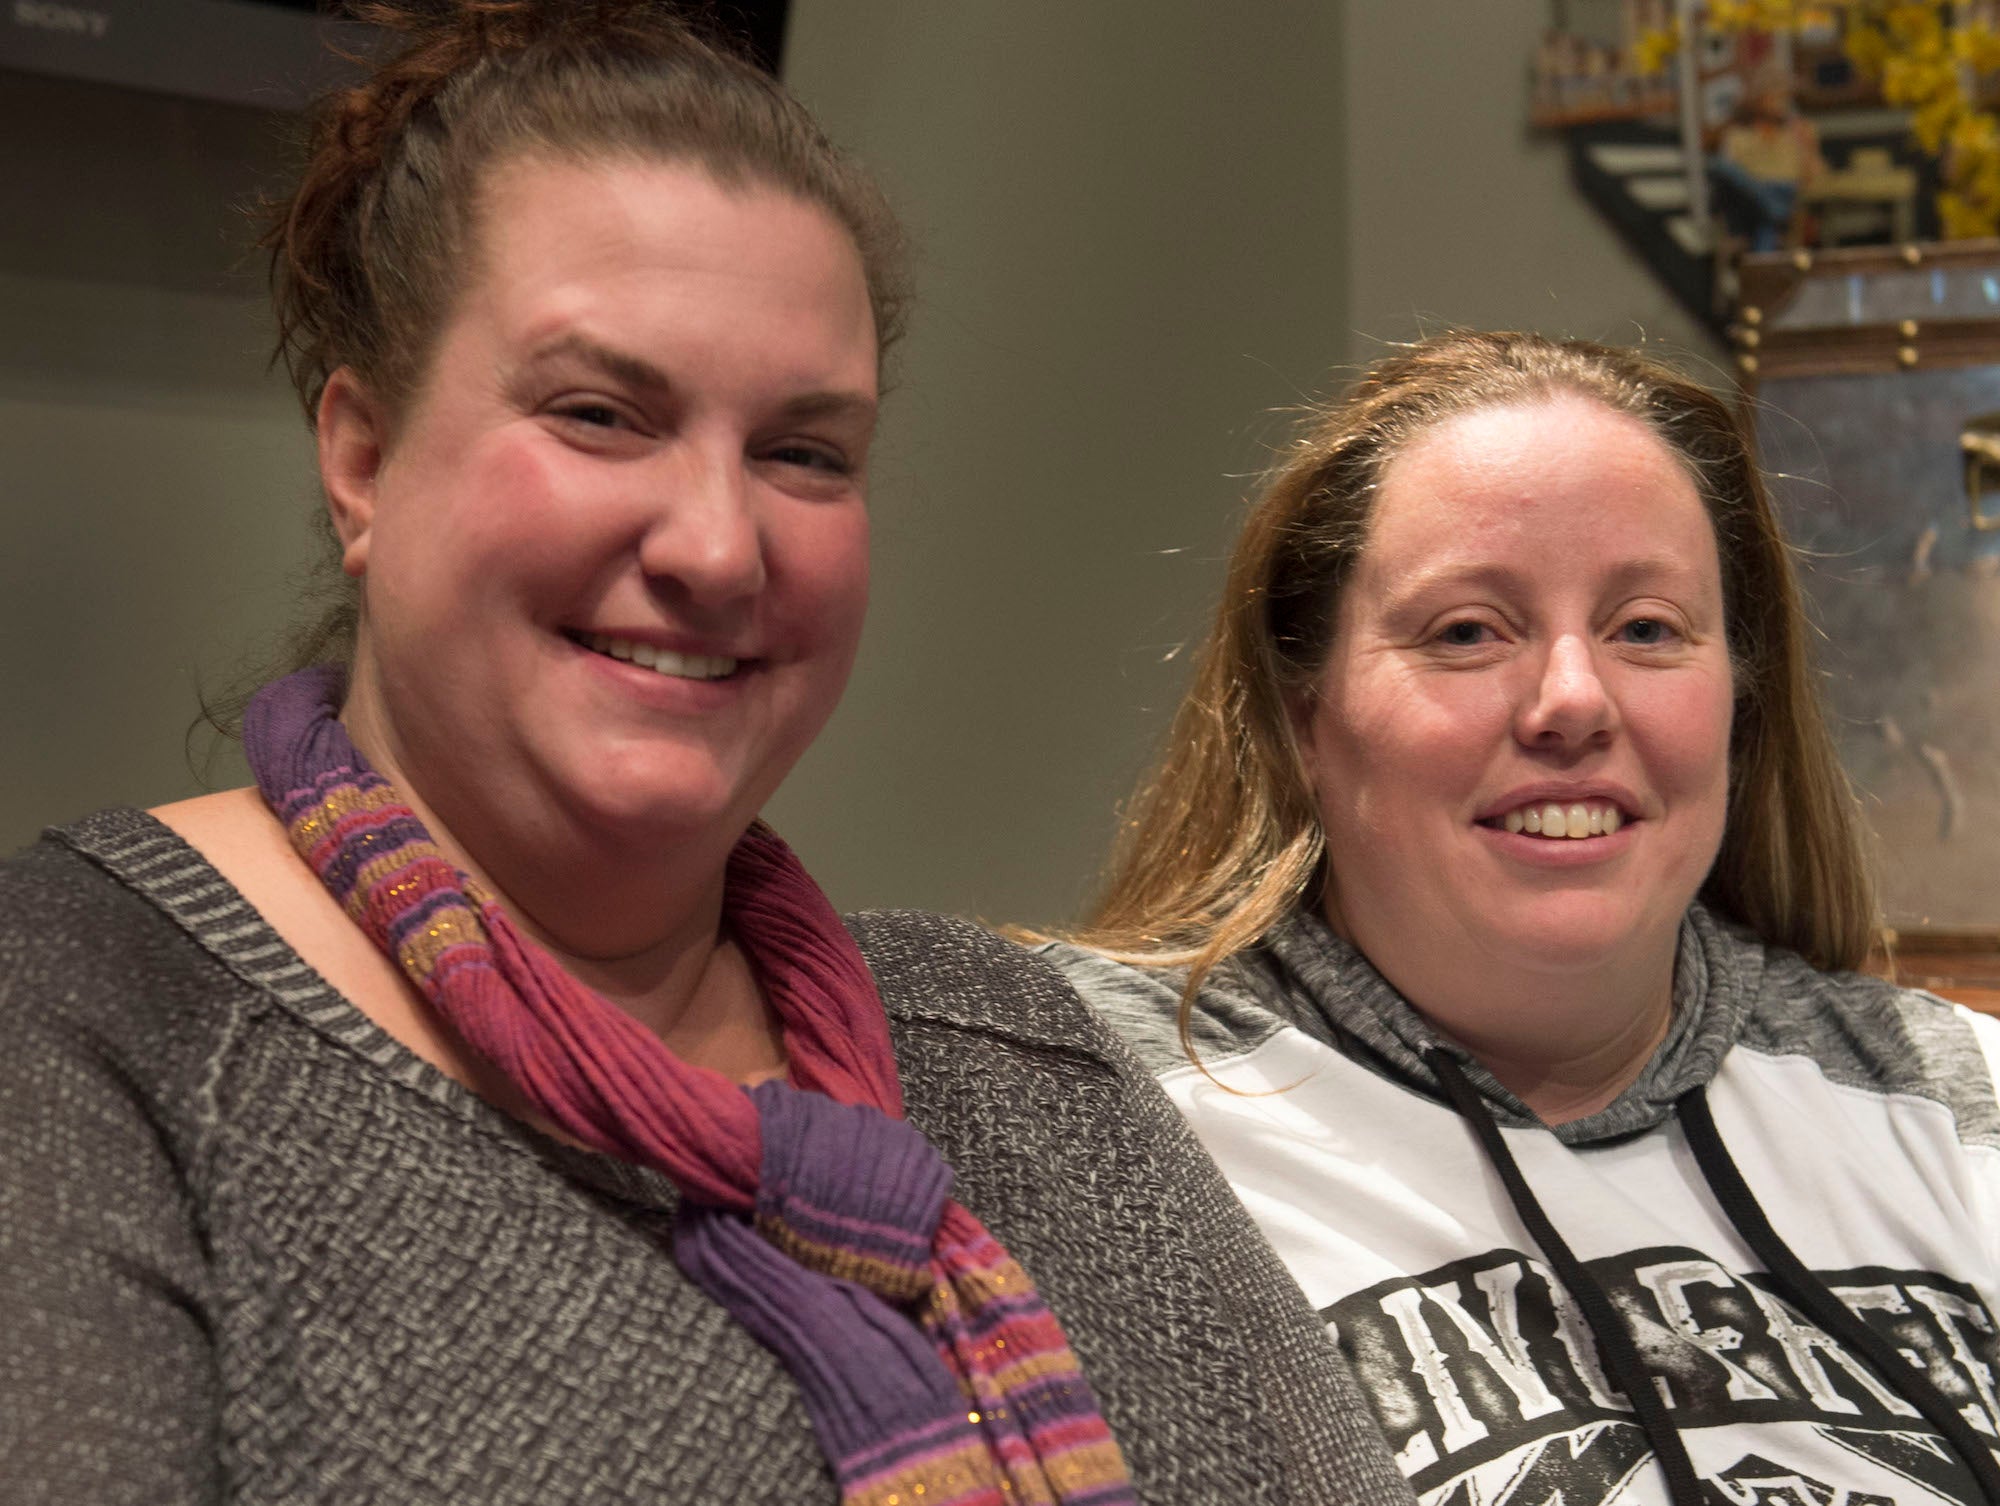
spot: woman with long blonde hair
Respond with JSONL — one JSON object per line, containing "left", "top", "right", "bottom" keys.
{"left": 1044, "top": 331, "right": 2000, "bottom": 1506}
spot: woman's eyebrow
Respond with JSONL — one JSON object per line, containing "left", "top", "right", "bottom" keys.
{"left": 1597, "top": 556, "right": 1714, "bottom": 592}
{"left": 525, "top": 332, "right": 673, "bottom": 395}
{"left": 1385, "top": 554, "right": 1704, "bottom": 596}
{"left": 520, "top": 335, "right": 876, "bottom": 426}
{"left": 1375, "top": 560, "right": 1525, "bottom": 612}
{"left": 773, "top": 390, "right": 878, "bottom": 428}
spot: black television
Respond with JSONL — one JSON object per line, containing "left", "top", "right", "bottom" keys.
{"left": 0, "top": 0, "right": 790, "bottom": 114}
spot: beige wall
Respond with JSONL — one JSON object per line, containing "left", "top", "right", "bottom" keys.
{"left": 0, "top": 75, "right": 313, "bottom": 857}
{"left": 0, "top": 2, "right": 1725, "bottom": 922}
{"left": 773, "top": 0, "right": 1348, "bottom": 922}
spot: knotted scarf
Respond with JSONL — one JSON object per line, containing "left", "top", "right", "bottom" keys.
{"left": 243, "top": 667, "right": 1135, "bottom": 1506}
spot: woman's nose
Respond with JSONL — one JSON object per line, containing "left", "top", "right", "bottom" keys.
{"left": 1516, "top": 632, "right": 1617, "bottom": 749}
{"left": 637, "top": 451, "right": 767, "bottom": 607}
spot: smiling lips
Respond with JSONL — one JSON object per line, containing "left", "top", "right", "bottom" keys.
{"left": 577, "top": 632, "right": 740, "bottom": 681}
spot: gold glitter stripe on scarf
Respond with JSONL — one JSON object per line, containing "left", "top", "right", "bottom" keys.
{"left": 349, "top": 842, "right": 449, "bottom": 903}
{"left": 1038, "top": 1439, "right": 1130, "bottom": 1499}
{"left": 285, "top": 781, "right": 401, "bottom": 846}
{"left": 396, "top": 901, "right": 489, "bottom": 978}
{"left": 945, "top": 1253, "right": 1029, "bottom": 1307}
{"left": 926, "top": 1285, "right": 1089, "bottom": 1401}
{"left": 845, "top": 1439, "right": 1001, "bottom": 1506}
{"left": 756, "top": 1213, "right": 934, "bottom": 1304}
{"left": 988, "top": 1345, "right": 1093, "bottom": 1397}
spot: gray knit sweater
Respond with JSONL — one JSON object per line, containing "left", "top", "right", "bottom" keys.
{"left": 0, "top": 808, "right": 1413, "bottom": 1505}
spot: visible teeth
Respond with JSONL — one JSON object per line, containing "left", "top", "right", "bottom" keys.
{"left": 1493, "top": 799, "right": 1626, "bottom": 840}
{"left": 581, "top": 634, "right": 738, "bottom": 680}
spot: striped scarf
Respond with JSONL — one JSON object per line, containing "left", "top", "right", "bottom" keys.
{"left": 243, "top": 667, "right": 1135, "bottom": 1506}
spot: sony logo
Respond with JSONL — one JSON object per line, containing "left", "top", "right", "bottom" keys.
{"left": 11, "top": 1, "right": 111, "bottom": 40}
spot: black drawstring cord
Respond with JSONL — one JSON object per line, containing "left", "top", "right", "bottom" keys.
{"left": 1679, "top": 1084, "right": 2000, "bottom": 1504}
{"left": 1425, "top": 1047, "right": 2000, "bottom": 1506}
{"left": 1423, "top": 1048, "right": 1709, "bottom": 1506}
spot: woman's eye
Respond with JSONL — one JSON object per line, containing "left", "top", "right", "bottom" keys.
{"left": 555, "top": 402, "right": 625, "bottom": 429}
{"left": 766, "top": 443, "right": 852, "bottom": 476}
{"left": 1617, "top": 617, "right": 1679, "bottom": 646}
{"left": 1435, "top": 620, "right": 1493, "bottom": 647}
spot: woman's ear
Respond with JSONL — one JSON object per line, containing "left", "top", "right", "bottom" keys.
{"left": 316, "top": 368, "right": 387, "bottom": 578}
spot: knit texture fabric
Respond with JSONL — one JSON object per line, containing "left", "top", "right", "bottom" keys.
{"left": 0, "top": 810, "right": 1422, "bottom": 1505}
{"left": 241, "top": 667, "right": 1132, "bottom": 1506}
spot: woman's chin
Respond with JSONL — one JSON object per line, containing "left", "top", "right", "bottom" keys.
{"left": 1459, "top": 894, "right": 1681, "bottom": 979}
{"left": 563, "top": 783, "right": 749, "bottom": 849}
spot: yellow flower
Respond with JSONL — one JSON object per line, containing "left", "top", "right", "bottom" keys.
{"left": 1713, "top": 0, "right": 1812, "bottom": 29}
{"left": 1956, "top": 25, "right": 2000, "bottom": 70}
{"left": 1913, "top": 105, "right": 1955, "bottom": 153}
{"left": 1938, "top": 189, "right": 1998, "bottom": 239}
{"left": 1846, "top": 23, "right": 1891, "bottom": 73}
{"left": 1951, "top": 112, "right": 2000, "bottom": 158}
{"left": 1633, "top": 25, "right": 1680, "bottom": 75}
{"left": 1885, "top": 1, "right": 1946, "bottom": 52}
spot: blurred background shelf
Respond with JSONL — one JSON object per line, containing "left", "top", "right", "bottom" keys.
{"left": 1871, "top": 931, "right": 2000, "bottom": 1013}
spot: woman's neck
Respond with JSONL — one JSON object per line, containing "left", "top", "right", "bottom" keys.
{"left": 1342, "top": 916, "right": 1680, "bottom": 1125}
{"left": 414, "top": 791, "right": 785, "bottom": 1076}
{"left": 156, "top": 785, "right": 787, "bottom": 1129}
{"left": 336, "top": 701, "right": 788, "bottom": 1081}
{"left": 1428, "top": 990, "right": 1674, "bottom": 1123}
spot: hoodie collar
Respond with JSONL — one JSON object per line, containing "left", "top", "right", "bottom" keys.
{"left": 1245, "top": 904, "right": 1759, "bottom": 1145}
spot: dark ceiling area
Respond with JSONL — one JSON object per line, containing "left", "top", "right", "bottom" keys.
{"left": 240, "top": 0, "right": 793, "bottom": 75}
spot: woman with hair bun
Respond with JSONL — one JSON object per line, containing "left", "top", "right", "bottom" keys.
{"left": 0, "top": 6, "right": 1414, "bottom": 1503}
{"left": 1044, "top": 331, "right": 2000, "bottom": 1506}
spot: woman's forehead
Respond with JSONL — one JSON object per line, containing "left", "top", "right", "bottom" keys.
{"left": 427, "top": 155, "right": 879, "bottom": 403}
{"left": 1354, "top": 396, "right": 1717, "bottom": 591}
{"left": 1376, "top": 397, "right": 1684, "bottom": 515}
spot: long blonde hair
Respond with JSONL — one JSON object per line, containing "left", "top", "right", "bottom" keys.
{"left": 1069, "top": 332, "right": 1875, "bottom": 1021}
